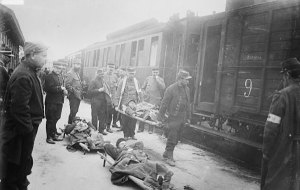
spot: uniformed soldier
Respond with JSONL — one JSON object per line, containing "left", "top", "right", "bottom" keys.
{"left": 65, "top": 58, "right": 83, "bottom": 124}
{"left": 104, "top": 63, "right": 119, "bottom": 132}
{"left": 44, "top": 65, "right": 67, "bottom": 144}
{"left": 158, "top": 70, "right": 191, "bottom": 167}
{"left": 115, "top": 67, "right": 142, "bottom": 140}
{"left": 261, "top": 58, "right": 300, "bottom": 190}
{"left": 87, "top": 68, "right": 111, "bottom": 135}
{"left": 138, "top": 67, "right": 165, "bottom": 133}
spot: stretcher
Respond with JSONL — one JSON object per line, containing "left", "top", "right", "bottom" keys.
{"left": 116, "top": 108, "right": 161, "bottom": 127}
{"left": 97, "top": 151, "right": 153, "bottom": 190}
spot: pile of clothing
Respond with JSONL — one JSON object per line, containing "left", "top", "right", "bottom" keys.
{"left": 64, "top": 117, "right": 108, "bottom": 152}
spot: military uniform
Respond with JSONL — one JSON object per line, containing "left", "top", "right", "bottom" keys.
{"left": 103, "top": 72, "right": 118, "bottom": 129}
{"left": 44, "top": 71, "right": 65, "bottom": 142}
{"left": 87, "top": 73, "right": 111, "bottom": 134}
{"left": 115, "top": 70, "right": 141, "bottom": 139}
{"left": 65, "top": 68, "right": 83, "bottom": 124}
{"left": 261, "top": 58, "right": 300, "bottom": 190}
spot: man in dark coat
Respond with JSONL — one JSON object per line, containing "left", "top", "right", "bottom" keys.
{"left": 65, "top": 58, "right": 83, "bottom": 124}
{"left": 0, "top": 42, "right": 47, "bottom": 190}
{"left": 0, "top": 47, "right": 13, "bottom": 113}
{"left": 261, "top": 58, "right": 300, "bottom": 190}
{"left": 87, "top": 68, "right": 111, "bottom": 135}
{"left": 44, "top": 65, "right": 67, "bottom": 144}
{"left": 157, "top": 70, "right": 191, "bottom": 167}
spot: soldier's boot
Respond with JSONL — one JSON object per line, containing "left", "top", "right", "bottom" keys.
{"left": 162, "top": 151, "right": 168, "bottom": 161}
{"left": 169, "top": 151, "right": 176, "bottom": 162}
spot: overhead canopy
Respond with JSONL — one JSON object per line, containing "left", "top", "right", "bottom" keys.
{"left": 0, "top": 4, "right": 25, "bottom": 46}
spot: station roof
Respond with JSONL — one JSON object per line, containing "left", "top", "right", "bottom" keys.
{"left": 0, "top": 4, "right": 25, "bottom": 46}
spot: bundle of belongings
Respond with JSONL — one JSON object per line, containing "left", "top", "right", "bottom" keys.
{"left": 122, "top": 101, "right": 159, "bottom": 123}
{"left": 64, "top": 117, "right": 109, "bottom": 152}
{"left": 104, "top": 139, "right": 174, "bottom": 189}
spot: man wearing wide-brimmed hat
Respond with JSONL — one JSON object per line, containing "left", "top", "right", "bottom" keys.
{"left": 0, "top": 42, "right": 47, "bottom": 190}
{"left": 261, "top": 58, "right": 300, "bottom": 190}
{"left": 157, "top": 69, "right": 192, "bottom": 167}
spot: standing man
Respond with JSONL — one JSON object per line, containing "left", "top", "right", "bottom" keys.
{"left": 157, "top": 70, "right": 191, "bottom": 167}
{"left": 65, "top": 58, "right": 83, "bottom": 124}
{"left": 115, "top": 67, "right": 142, "bottom": 140}
{"left": 104, "top": 63, "right": 119, "bottom": 131}
{"left": 138, "top": 67, "right": 165, "bottom": 133}
{"left": 44, "top": 65, "right": 67, "bottom": 144}
{"left": 261, "top": 58, "right": 300, "bottom": 190}
{"left": 87, "top": 68, "right": 111, "bottom": 135}
{"left": 0, "top": 46, "right": 13, "bottom": 112}
{"left": 0, "top": 42, "right": 47, "bottom": 189}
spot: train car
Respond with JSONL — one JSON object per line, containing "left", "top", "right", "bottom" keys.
{"left": 185, "top": 0, "right": 300, "bottom": 167}
{"left": 0, "top": 4, "right": 25, "bottom": 68}
{"left": 80, "top": 19, "right": 165, "bottom": 84}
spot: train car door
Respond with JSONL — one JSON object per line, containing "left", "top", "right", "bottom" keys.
{"left": 196, "top": 20, "right": 223, "bottom": 113}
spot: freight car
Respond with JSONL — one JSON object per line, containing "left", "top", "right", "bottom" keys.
{"left": 184, "top": 0, "right": 300, "bottom": 167}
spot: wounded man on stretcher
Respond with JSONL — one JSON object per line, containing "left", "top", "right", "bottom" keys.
{"left": 104, "top": 138, "right": 174, "bottom": 189}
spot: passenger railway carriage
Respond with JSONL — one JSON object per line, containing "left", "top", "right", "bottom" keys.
{"left": 66, "top": 0, "right": 300, "bottom": 167}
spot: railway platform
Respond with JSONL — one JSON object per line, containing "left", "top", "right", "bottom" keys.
{"left": 28, "top": 98, "right": 260, "bottom": 190}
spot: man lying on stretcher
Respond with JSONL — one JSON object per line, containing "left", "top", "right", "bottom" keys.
{"left": 104, "top": 138, "right": 174, "bottom": 189}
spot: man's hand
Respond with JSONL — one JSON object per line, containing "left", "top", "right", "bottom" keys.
{"left": 98, "top": 87, "right": 104, "bottom": 92}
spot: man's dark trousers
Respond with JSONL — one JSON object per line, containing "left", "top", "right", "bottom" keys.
{"left": 121, "top": 114, "right": 136, "bottom": 138}
{"left": 0, "top": 124, "right": 39, "bottom": 190}
{"left": 165, "top": 116, "right": 185, "bottom": 156}
{"left": 46, "top": 103, "right": 63, "bottom": 139}
{"left": 91, "top": 100, "right": 106, "bottom": 133}
{"left": 68, "top": 95, "right": 81, "bottom": 124}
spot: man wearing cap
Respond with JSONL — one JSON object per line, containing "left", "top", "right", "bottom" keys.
{"left": 65, "top": 59, "right": 83, "bottom": 124}
{"left": 0, "top": 42, "right": 47, "bottom": 189}
{"left": 44, "top": 65, "right": 67, "bottom": 144}
{"left": 138, "top": 67, "right": 165, "bottom": 133}
{"left": 87, "top": 68, "right": 111, "bottom": 135}
{"left": 157, "top": 70, "right": 191, "bottom": 167}
{"left": 0, "top": 46, "right": 13, "bottom": 113}
{"left": 103, "top": 63, "right": 119, "bottom": 131}
{"left": 261, "top": 58, "right": 300, "bottom": 190}
{"left": 115, "top": 67, "right": 142, "bottom": 140}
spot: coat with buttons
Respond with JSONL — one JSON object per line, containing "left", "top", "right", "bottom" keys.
{"left": 262, "top": 83, "right": 300, "bottom": 190}
{"left": 65, "top": 69, "right": 83, "bottom": 100}
{"left": 1, "top": 61, "right": 44, "bottom": 164}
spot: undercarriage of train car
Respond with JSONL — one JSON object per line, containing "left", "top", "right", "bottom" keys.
{"left": 191, "top": 111, "right": 264, "bottom": 146}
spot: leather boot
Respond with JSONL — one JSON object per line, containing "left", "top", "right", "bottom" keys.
{"left": 169, "top": 150, "right": 175, "bottom": 162}
{"left": 162, "top": 151, "right": 168, "bottom": 161}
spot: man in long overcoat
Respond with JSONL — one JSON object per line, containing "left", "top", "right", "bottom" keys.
{"left": 65, "top": 59, "right": 83, "bottom": 124}
{"left": 44, "top": 65, "right": 67, "bottom": 144}
{"left": 261, "top": 58, "right": 300, "bottom": 190}
{"left": 0, "top": 42, "right": 47, "bottom": 190}
{"left": 87, "top": 68, "right": 111, "bottom": 135}
{"left": 157, "top": 70, "right": 191, "bottom": 167}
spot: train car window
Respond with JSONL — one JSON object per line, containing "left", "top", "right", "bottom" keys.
{"left": 149, "top": 36, "right": 159, "bottom": 66}
{"left": 136, "top": 39, "right": 145, "bottom": 66}
{"left": 115, "top": 45, "right": 121, "bottom": 66}
{"left": 130, "top": 41, "right": 137, "bottom": 66}
{"left": 102, "top": 48, "right": 107, "bottom": 66}
{"left": 93, "top": 50, "right": 97, "bottom": 67}
{"left": 96, "top": 49, "right": 100, "bottom": 67}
